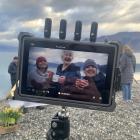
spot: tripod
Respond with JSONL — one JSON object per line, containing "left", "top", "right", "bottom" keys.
{"left": 46, "top": 106, "right": 70, "bottom": 140}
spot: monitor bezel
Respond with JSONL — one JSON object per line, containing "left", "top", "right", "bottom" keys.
{"left": 16, "top": 37, "right": 117, "bottom": 111}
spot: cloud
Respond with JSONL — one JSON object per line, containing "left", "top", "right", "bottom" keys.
{"left": 0, "top": 0, "right": 140, "bottom": 45}
{"left": 0, "top": 38, "right": 17, "bottom": 47}
{"left": 0, "top": 0, "right": 47, "bottom": 20}
{"left": 48, "top": 0, "right": 115, "bottom": 12}
{"left": 0, "top": 0, "right": 52, "bottom": 32}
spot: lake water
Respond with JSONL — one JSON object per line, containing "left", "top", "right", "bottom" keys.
{"left": 0, "top": 51, "right": 140, "bottom": 99}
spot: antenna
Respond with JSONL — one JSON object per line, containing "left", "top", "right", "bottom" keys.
{"left": 74, "top": 20, "right": 82, "bottom": 41}
{"left": 59, "top": 19, "right": 67, "bottom": 40}
{"left": 90, "top": 22, "right": 98, "bottom": 42}
{"left": 44, "top": 18, "right": 52, "bottom": 38}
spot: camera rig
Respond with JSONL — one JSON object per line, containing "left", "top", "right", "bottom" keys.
{"left": 16, "top": 18, "right": 122, "bottom": 140}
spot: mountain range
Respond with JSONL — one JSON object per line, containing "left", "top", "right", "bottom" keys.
{"left": 0, "top": 31, "right": 140, "bottom": 52}
{"left": 97, "top": 32, "right": 140, "bottom": 52}
{"left": 0, "top": 44, "right": 18, "bottom": 52}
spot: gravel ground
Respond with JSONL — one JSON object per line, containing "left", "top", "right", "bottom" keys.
{"left": 0, "top": 82, "right": 140, "bottom": 140}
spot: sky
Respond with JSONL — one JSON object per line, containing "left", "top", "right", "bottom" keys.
{"left": 28, "top": 47, "right": 108, "bottom": 77}
{"left": 0, "top": 0, "right": 140, "bottom": 48}
{"left": 29, "top": 47, "right": 108, "bottom": 64}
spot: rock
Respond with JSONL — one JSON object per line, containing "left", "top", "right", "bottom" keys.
{"left": 0, "top": 83, "right": 140, "bottom": 139}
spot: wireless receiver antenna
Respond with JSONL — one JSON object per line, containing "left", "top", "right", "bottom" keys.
{"left": 59, "top": 19, "right": 67, "bottom": 40}
{"left": 44, "top": 18, "right": 52, "bottom": 38}
{"left": 74, "top": 20, "right": 82, "bottom": 41}
{"left": 90, "top": 22, "right": 98, "bottom": 42}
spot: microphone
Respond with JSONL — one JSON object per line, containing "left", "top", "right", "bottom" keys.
{"left": 90, "top": 22, "right": 98, "bottom": 42}
{"left": 59, "top": 19, "right": 67, "bottom": 40}
{"left": 44, "top": 18, "right": 52, "bottom": 38}
{"left": 74, "top": 21, "right": 82, "bottom": 41}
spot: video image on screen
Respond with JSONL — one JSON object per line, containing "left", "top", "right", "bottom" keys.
{"left": 26, "top": 47, "right": 109, "bottom": 104}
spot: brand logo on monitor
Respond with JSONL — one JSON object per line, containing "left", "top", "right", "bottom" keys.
{"left": 56, "top": 45, "right": 66, "bottom": 49}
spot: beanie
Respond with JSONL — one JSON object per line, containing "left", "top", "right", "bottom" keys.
{"left": 36, "top": 56, "right": 47, "bottom": 65}
{"left": 83, "top": 59, "right": 97, "bottom": 70}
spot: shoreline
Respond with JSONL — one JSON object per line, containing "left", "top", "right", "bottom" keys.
{"left": 0, "top": 82, "right": 140, "bottom": 139}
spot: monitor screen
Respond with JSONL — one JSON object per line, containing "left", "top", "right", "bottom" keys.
{"left": 17, "top": 38, "right": 116, "bottom": 110}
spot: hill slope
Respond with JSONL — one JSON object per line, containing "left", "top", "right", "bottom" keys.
{"left": 97, "top": 32, "right": 140, "bottom": 52}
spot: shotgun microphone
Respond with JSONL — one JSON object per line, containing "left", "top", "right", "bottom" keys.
{"left": 90, "top": 22, "right": 98, "bottom": 42}
{"left": 44, "top": 18, "right": 52, "bottom": 38}
{"left": 74, "top": 21, "right": 82, "bottom": 41}
{"left": 59, "top": 19, "right": 67, "bottom": 40}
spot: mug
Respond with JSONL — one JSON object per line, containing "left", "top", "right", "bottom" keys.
{"left": 52, "top": 75, "right": 59, "bottom": 82}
